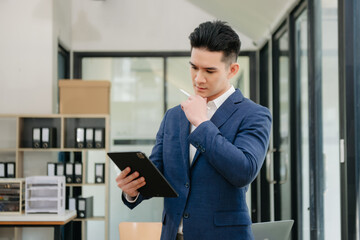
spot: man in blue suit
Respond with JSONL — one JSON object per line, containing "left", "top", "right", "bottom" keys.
{"left": 116, "top": 20, "right": 272, "bottom": 240}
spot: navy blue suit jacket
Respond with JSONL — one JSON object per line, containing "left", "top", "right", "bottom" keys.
{"left": 122, "top": 89, "right": 272, "bottom": 240}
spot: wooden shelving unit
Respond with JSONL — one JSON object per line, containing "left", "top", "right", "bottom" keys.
{"left": 0, "top": 114, "right": 110, "bottom": 240}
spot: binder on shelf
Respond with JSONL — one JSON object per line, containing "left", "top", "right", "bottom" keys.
{"left": 41, "top": 128, "right": 56, "bottom": 148}
{"left": 77, "top": 196, "right": 93, "bottom": 218}
{"left": 76, "top": 128, "right": 85, "bottom": 148}
{"left": 94, "top": 128, "right": 105, "bottom": 148}
{"left": 95, "top": 163, "right": 105, "bottom": 183}
{"left": 47, "top": 163, "right": 56, "bottom": 176}
{"left": 0, "top": 163, "right": 6, "bottom": 178}
{"left": 32, "top": 128, "right": 41, "bottom": 148}
{"left": 56, "top": 163, "right": 65, "bottom": 176}
{"left": 85, "top": 128, "right": 94, "bottom": 148}
{"left": 6, "top": 162, "right": 15, "bottom": 178}
{"left": 74, "top": 152, "right": 82, "bottom": 163}
{"left": 65, "top": 163, "right": 74, "bottom": 183}
{"left": 68, "top": 197, "right": 76, "bottom": 211}
{"left": 74, "top": 163, "right": 82, "bottom": 183}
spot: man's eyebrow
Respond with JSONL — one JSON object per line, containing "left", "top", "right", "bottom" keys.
{"left": 189, "top": 61, "right": 217, "bottom": 70}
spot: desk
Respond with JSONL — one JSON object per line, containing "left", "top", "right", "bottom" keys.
{"left": 0, "top": 210, "right": 77, "bottom": 240}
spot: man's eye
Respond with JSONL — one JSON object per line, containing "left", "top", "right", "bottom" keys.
{"left": 207, "top": 71, "right": 215, "bottom": 74}
{"left": 191, "top": 66, "right": 197, "bottom": 70}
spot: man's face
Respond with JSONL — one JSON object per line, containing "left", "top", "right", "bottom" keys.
{"left": 189, "top": 48, "right": 237, "bottom": 102}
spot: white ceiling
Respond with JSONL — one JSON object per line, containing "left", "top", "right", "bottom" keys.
{"left": 187, "top": 0, "right": 299, "bottom": 48}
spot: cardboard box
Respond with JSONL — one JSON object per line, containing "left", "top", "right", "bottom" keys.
{"left": 59, "top": 80, "right": 110, "bottom": 114}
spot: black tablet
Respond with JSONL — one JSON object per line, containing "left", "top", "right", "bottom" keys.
{"left": 108, "top": 151, "right": 178, "bottom": 198}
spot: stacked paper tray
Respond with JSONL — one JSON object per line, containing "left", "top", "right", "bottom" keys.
{"left": 25, "top": 176, "right": 65, "bottom": 214}
{"left": 0, "top": 178, "right": 25, "bottom": 214}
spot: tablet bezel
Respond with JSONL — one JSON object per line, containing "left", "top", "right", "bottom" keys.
{"left": 108, "top": 151, "right": 178, "bottom": 198}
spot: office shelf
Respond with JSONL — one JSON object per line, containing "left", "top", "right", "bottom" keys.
{"left": 0, "top": 114, "right": 110, "bottom": 240}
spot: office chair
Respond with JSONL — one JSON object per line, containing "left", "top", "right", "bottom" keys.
{"left": 119, "top": 222, "right": 162, "bottom": 240}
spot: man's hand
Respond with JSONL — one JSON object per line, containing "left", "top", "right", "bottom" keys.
{"left": 181, "top": 95, "right": 208, "bottom": 126}
{"left": 116, "top": 167, "right": 146, "bottom": 198}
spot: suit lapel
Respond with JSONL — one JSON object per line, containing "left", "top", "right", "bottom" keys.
{"left": 180, "top": 110, "right": 191, "bottom": 175}
{"left": 191, "top": 90, "right": 244, "bottom": 167}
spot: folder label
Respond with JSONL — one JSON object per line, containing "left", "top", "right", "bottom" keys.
{"left": 76, "top": 128, "right": 85, "bottom": 148}
{"left": 94, "top": 128, "right": 104, "bottom": 148}
{"left": 7, "top": 163, "right": 14, "bottom": 175}
{"left": 86, "top": 128, "right": 94, "bottom": 148}
{"left": 56, "top": 164, "right": 64, "bottom": 176}
{"left": 48, "top": 163, "right": 56, "bottom": 176}
{"left": 75, "top": 164, "right": 82, "bottom": 175}
{"left": 0, "top": 163, "right": 5, "bottom": 177}
{"left": 78, "top": 199, "right": 85, "bottom": 211}
{"left": 33, "top": 128, "right": 41, "bottom": 148}
{"left": 95, "top": 129, "right": 102, "bottom": 142}
{"left": 68, "top": 198, "right": 76, "bottom": 211}
{"left": 66, "top": 163, "right": 73, "bottom": 174}
{"left": 42, "top": 128, "right": 49, "bottom": 141}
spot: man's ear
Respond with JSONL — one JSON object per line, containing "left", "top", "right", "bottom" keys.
{"left": 227, "top": 62, "right": 240, "bottom": 79}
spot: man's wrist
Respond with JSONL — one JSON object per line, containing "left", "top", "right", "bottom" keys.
{"left": 124, "top": 192, "right": 140, "bottom": 203}
{"left": 193, "top": 118, "right": 209, "bottom": 127}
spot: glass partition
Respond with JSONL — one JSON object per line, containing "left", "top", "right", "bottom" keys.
{"left": 83, "top": 57, "right": 164, "bottom": 140}
{"left": 295, "top": 9, "right": 310, "bottom": 240}
{"left": 321, "top": 0, "right": 340, "bottom": 239}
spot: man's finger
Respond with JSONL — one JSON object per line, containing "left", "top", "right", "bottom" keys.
{"left": 122, "top": 177, "right": 146, "bottom": 193}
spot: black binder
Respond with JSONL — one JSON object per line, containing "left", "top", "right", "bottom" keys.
{"left": 77, "top": 196, "right": 93, "bottom": 218}
{"left": 107, "top": 152, "right": 178, "bottom": 198}
{"left": 65, "top": 163, "right": 74, "bottom": 183}
{"left": 6, "top": 162, "right": 15, "bottom": 178}
{"left": 95, "top": 163, "right": 105, "bottom": 183}
{"left": 74, "top": 163, "right": 82, "bottom": 183}
{"left": 41, "top": 128, "right": 56, "bottom": 148}
{"left": 94, "top": 128, "right": 105, "bottom": 148}
{"left": 85, "top": 128, "right": 94, "bottom": 148}
{"left": 32, "top": 128, "right": 41, "bottom": 148}
{"left": 76, "top": 128, "right": 85, "bottom": 148}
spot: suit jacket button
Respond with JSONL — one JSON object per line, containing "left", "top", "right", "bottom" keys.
{"left": 183, "top": 213, "right": 189, "bottom": 219}
{"left": 185, "top": 183, "right": 189, "bottom": 188}
{"left": 201, "top": 148, "right": 205, "bottom": 153}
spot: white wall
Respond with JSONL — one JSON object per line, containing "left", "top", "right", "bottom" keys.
{"left": 71, "top": 0, "right": 214, "bottom": 51}
{"left": 71, "top": 0, "right": 254, "bottom": 51}
{"left": 0, "top": 0, "right": 53, "bottom": 114}
{"left": 0, "top": 0, "right": 71, "bottom": 115}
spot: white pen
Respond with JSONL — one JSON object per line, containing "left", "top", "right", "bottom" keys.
{"left": 179, "top": 88, "right": 210, "bottom": 109}
{"left": 179, "top": 88, "right": 191, "bottom": 97}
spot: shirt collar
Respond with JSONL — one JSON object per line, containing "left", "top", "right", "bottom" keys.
{"left": 208, "top": 85, "right": 235, "bottom": 110}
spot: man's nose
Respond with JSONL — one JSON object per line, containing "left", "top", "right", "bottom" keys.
{"left": 195, "top": 71, "right": 206, "bottom": 84}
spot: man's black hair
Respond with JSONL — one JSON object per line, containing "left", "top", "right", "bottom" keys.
{"left": 189, "top": 20, "right": 241, "bottom": 64}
